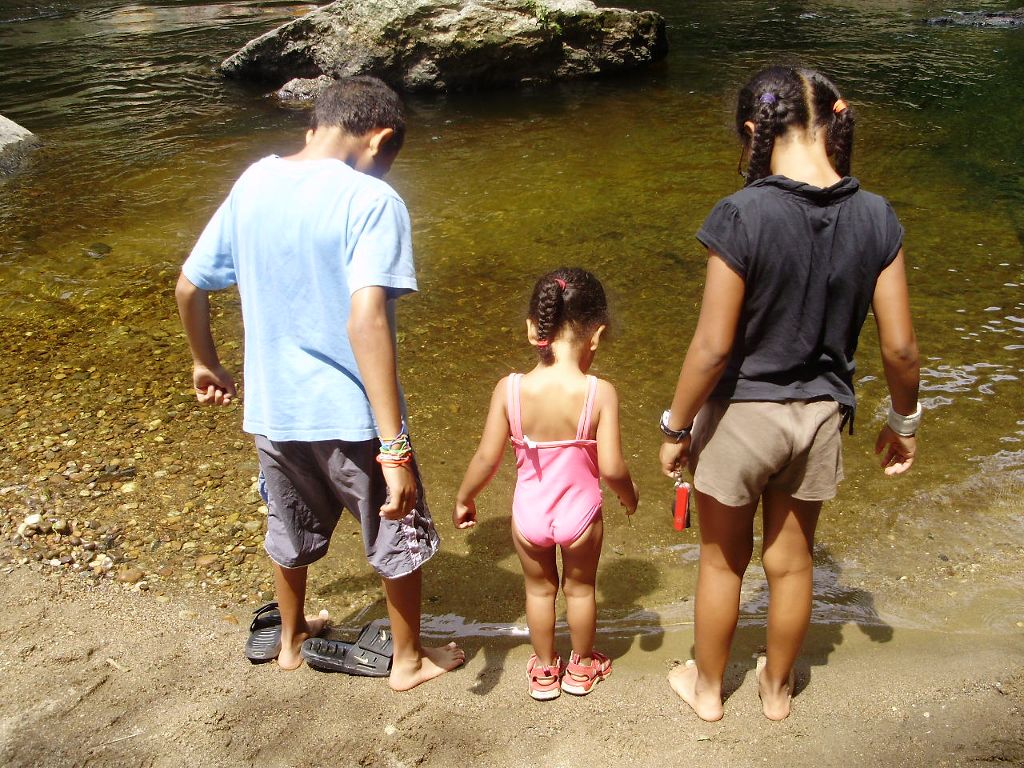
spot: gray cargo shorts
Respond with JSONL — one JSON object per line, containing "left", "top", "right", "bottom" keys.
{"left": 254, "top": 435, "right": 440, "bottom": 579}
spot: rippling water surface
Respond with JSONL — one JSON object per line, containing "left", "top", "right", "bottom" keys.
{"left": 0, "top": 0, "right": 1021, "bottom": 634}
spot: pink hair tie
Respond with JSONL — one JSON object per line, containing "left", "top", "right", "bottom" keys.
{"left": 536, "top": 340, "right": 550, "bottom": 348}
{"left": 555, "top": 278, "right": 567, "bottom": 290}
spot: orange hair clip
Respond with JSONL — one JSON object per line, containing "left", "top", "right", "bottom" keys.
{"left": 833, "top": 99, "right": 849, "bottom": 114}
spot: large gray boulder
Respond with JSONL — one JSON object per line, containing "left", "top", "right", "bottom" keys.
{"left": 926, "top": 9, "right": 1024, "bottom": 27}
{"left": 220, "top": 0, "right": 668, "bottom": 97}
{"left": 0, "top": 115, "right": 38, "bottom": 175}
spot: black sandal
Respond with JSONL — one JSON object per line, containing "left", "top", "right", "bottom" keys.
{"left": 301, "top": 619, "right": 393, "bottom": 677}
{"left": 244, "top": 602, "right": 282, "bottom": 663}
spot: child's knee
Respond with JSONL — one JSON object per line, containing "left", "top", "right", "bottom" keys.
{"left": 701, "top": 543, "right": 753, "bottom": 577}
{"left": 562, "top": 578, "right": 595, "bottom": 601}
{"left": 525, "top": 578, "right": 559, "bottom": 600}
{"left": 761, "top": 549, "right": 813, "bottom": 580}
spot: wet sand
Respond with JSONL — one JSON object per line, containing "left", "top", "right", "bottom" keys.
{"left": 1, "top": 566, "right": 1021, "bottom": 768}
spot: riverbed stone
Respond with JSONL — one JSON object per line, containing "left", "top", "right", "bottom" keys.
{"left": 220, "top": 0, "right": 668, "bottom": 96}
{"left": 0, "top": 114, "right": 39, "bottom": 175}
{"left": 926, "top": 9, "right": 1024, "bottom": 27}
{"left": 116, "top": 566, "right": 145, "bottom": 584}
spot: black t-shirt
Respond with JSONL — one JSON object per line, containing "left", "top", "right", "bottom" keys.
{"left": 696, "top": 175, "right": 904, "bottom": 408}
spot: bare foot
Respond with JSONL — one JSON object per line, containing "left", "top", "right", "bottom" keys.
{"left": 755, "top": 656, "right": 796, "bottom": 721}
{"left": 668, "top": 660, "right": 724, "bottom": 722}
{"left": 389, "top": 642, "right": 466, "bottom": 692}
{"left": 277, "top": 609, "right": 330, "bottom": 671}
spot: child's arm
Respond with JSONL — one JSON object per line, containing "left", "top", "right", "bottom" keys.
{"left": 348, "top": 286, "right": 417, "bottom": 521}
{"left": 595, "top": 380, "right": 639, "bottom": 515}
{"left": 871, "top": 249, "right": 920, "bottom": 475}
{"left": 175, "top": 272, "right": 237, "bottom": 406}
{"left": 453, "top": 378, "right": 511, "bottom": 529}
{"left": 659, "top": 252, "right": 745, "bottom": 477}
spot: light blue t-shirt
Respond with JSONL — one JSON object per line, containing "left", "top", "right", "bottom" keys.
{"left": 182, "top": 155, "right": 417, "bottom": 442}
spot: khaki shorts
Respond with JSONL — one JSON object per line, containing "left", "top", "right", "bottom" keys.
{"left": 689, "top": 399, "right": 844, "bottom": 507}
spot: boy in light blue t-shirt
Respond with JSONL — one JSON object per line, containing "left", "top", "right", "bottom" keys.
{"left": 175, "top": 77, "right": 464, "bottom": 690}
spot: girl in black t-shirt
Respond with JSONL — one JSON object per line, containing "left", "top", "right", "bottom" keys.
{"left": 658, "top": 67, "right": 921, "bottom": 722}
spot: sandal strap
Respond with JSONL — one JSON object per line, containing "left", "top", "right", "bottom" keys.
{"left": 248, "top": 601, "right": 280, "bottom": 632}
{"left": 566, "top": 650, "right": 609, "bottom": 679}
{"left": 528, "top": 655, "right": 561, "bottom": 681}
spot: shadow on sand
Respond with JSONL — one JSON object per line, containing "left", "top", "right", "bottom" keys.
{"left": 714, "top": 544, "right": 895, "bottom": 703}
{"left": 313, "top": 515, "right": 666, "bottom": 695}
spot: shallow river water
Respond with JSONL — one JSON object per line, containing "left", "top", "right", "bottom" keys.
{"left": 0, "top": 0, "right": 1022, "bottom": 640}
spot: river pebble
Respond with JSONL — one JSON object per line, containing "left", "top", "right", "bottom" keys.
{"left": 116, "top": 566, "right": 145, "bottom": 584}
{"left": 2, "top": 299, "right": 454, "bottom": 615}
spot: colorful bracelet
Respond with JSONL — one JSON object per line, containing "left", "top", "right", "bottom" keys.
{"left": 378, "top": 424, "right": 413, "bottom": 467}
{"left": 376, "top": 453, "right": 413, "bottom": 468}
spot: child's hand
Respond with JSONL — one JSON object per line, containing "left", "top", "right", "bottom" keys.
{"left": 875, "top": 425, "right": 916, "bottom": 475}
{"left": 193, "top": 363, "right": 237, "bottom": 406}
{"left": 380, "top": 464, "right": 418, "bottom": 520}
{"left": 453, "top": 499, "right": 477, "bottom": 530}
{"left": 620, "top": 481, "right": 639, "bottom": 516}
{"left": 659, "top": 438, "right": 690, "bottom": 477}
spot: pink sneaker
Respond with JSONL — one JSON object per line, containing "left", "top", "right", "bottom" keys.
{"left": 560, "top": 650, "right": 612, "bottom": 695}
{"left": 527, "top": 654, "right": 562, "bottom": 701}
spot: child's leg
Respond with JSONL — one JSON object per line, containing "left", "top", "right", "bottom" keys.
{"left": 758, "top": 488, "right": 821, "bottom": 720}
{"left": 272, "top": 562, "right": 330, "bottom": 671}
{"left": 668, "top": 490, "right": 757, "bottom": 721}
{"left": 511, "top": 521, "right": 560, "bottom": 665}
{"left": 559, "top": 517, "right": 604, "bottom": 663}
{"left": 383, "top": 568, "right": 466, "bottom": 692}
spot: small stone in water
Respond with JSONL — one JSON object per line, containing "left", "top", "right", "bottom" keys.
{"left": 85, "top": 242, "right": 112, "bottom": 259}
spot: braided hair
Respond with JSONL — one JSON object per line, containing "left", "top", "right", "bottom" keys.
{"left": 527, "top": 268, "right": 609, "bottom": 364}
{"left": 800, "top": 68, "right": 855, "bottom": 177}
{"left": 736, "top": 66, "right": 855, "bottom": 184}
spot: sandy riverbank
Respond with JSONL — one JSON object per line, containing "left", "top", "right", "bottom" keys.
{"left": 1, "top": 566, "right": 1021, "bottom": 768}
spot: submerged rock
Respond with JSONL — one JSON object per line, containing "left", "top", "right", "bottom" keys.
{"left": 220, "top": 0, "right": 668, "bottom": 97}
{"left": 0, "top": 114, "right": 38, "bottom": 175}
{"left": 926, "top": 9, "right": 1024, "bottom": 28}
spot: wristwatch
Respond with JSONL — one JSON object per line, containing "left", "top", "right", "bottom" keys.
{"left": 660, "top": 410, "right": 692, "bottom": 442}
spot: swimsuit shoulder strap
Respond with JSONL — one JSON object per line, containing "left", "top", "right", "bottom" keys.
{"left": 576, "top": 375, "right": 599, "bottom": 440}
{"left": 507, "top": 373, "right": 524, "bottom": 441}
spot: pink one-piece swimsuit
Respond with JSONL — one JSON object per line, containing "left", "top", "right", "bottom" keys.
{"left": 508, "top": 373, "right": 603, "bottom": 548}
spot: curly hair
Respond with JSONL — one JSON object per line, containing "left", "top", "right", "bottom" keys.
{"left": 527, "top": 268, "right": 609, "bottom": 364}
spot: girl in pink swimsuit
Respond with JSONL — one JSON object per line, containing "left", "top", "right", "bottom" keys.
{"left": 455, "top": 268, "right": 639, "bottom": 701}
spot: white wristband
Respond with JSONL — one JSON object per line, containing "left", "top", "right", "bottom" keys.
{"left": 887, "top": 402, "right": 922, "bottom": 436}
